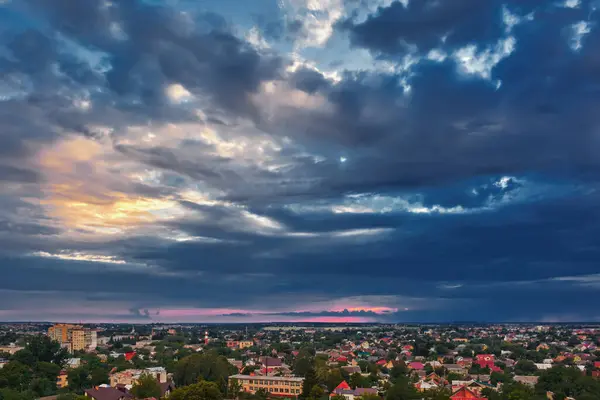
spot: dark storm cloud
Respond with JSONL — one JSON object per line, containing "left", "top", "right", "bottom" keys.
{"left": 2, "top": 0, "right": 600, "bottom": 322}
{"left": 0, "top": 165, "right": 40, "bottom": 183}
{"left": 340, "top": 0, "right": 549, "bottom": 56}
{"left": 274, "top": 5, "right": 600, "bottom": 198}
{"left": 19, "top": 0, "right": 284, "bottom": 120}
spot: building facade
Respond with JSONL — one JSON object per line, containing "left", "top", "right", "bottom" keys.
{"left": 229, "top": 374, "right": 304, "bottom": 396}
{"left": 109, "top": 367, "right": 168, "bottom": 387}
{"left": 48, "top": 324, "right": 98, "bottom": 352}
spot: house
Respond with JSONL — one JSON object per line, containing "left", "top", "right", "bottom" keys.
{"left": 342, "top": 366, "right": 362, "bottom": 375}
{"left": 475, "top": 355, "right": 495, "bottom": 369}
{"left": 414, "top": 380, "right": 439, "bottom": 392}
{"left": 451, "top": 380, "right": 494, "bottom": 395}
{"left": 450, "top": 386, "right": 487, "bottom": 400}
{"left": 456, "top": 357, "right": 473, "bottom": 368}
{"left": 56, "top": 370, "right": 69, "bottom": 388}
{"left": 329, "top": 381, "right": 378, "bottom": 400}
{"left": 407, "top": 362, "right": 424, "bottom": 370}
{"left": 66, "top": 358, "right": 81, "bottom": 369}
{"left": 444, "top": 364, "right": 469, "bottom": 376}
{"left": 124, "top": 352, "right": 136, "bottom": 361}
{"left": 84, "top": 386, "right": 133, "bottom": 400}
{"left": 513, "top": 376, "right": 539, "bottom": 387}
{"left": 109, "top": 367, "right": 167, "bottom": 387}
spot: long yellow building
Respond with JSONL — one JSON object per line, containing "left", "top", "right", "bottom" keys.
{"left": 229, "top": 374, "right": 304, "bottom": 397}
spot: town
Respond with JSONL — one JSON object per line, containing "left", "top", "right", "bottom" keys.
{"left": 1, "top": 323, "right": 600, "bottom": 400}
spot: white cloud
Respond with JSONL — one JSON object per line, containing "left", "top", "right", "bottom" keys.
{"left": 32, "top": 251, "right": 127, "bottom": 264}
{"left": 246, "top": 26, "right": 271, "bottom": 50}
{"left": 563, "top": 0, "right": 581, "bottom": 8}
{"left": 571, "top": 21, "right": 591, "bottom": 51}
{"left": 284, "top": 0, "right": 344, "bottom": 48}
{"left": 454, "top": 36, "right": 516, "bottom": 81}
{"left": 165, "top": 83, "right": 193, "bottom": 103}
{"left": 287, "top": 193, "right": 469, "bottom": 215}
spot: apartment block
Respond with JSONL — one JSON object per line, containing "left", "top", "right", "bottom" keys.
{"left": 48, "top": 324, "right": 98, "bottom": 352}
{"left": 229, "top": 374, "right": 304, "bottom": 397}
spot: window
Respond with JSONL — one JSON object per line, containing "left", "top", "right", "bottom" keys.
{"left": 285, "top": 389, "right": 289, "bottom": 393}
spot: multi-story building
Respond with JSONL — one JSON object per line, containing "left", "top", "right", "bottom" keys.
{"left": 226, "top": 340, "right": 254, "bottom": 350}
{"left": 109, "top": 367, "right": 167, "bottom": 387}
{"left": 48, "top": 324, "right": 98, "bottom": 352}
{"left": 229, "top": 374, "right": 304, "bottom": 397}
{"left": 72, "top": 329, "right": 86, "bottom": 351}
{"left": 48, "top": 324, "right": 80, "bottom": 343}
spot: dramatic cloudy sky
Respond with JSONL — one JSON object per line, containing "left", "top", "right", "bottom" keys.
{"left": 2, "top": 0, "right": 600, "bottom": 323}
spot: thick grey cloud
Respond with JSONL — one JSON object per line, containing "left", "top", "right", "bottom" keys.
{"left": 1, "top": 0, "right": 600, "bottom": 322}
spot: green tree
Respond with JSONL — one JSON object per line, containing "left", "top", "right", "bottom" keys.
{"left": 326, "top": 369, "right": 344, "bottom": 391}
{"left": 0, "top": 361, "right": 32, "bottom": 391}
{"left": 170, "top": 380, "right": 223, "bottom": 400}
{"left": 359, "top": 394, "right": 381, "bottom": 400}
{"left": 174, "top": 352, "right": 237, "bottom": 387}
{"left": 29, "top": 377, "right": 56, "bottom": 397}
{"left": 90, "top": 367, "right": 109, "bottom": 386}
{"left": 308, "top": 385, "right": 324, "bottom": 400}
{"left": 301, "top": 365, "right": 318, "bottom": 400}
{"left": 350, "top": 373, "right": 368, "bottom": 389}
{"left": 514, "top": 360, "right": 536, "bottom": 375}
{"left": 385, "top": 378, "right": 419, "bottom": 400}
{"left": 228, "top": 378, "right": 242, "bottom": 399}
{"left": 294, "top": 357, "right": 313, "bottom": 377}
{"left": 35, "top": 361, "right": 61, "bottom": 381}
{"left": 67, "top": 366, "right": 91, "bottom": 393}
{"left": 131, "top": 373, "right": 161, "bottom": 399}
{"left": 26, "top": 335, "right": 68, "bottom": 366}
{"left": 0, "top": 388, "right": 31, "bottom": 400}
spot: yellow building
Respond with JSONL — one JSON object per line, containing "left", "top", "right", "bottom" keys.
{"left": 71, "top": 329, "right": 86, "bottom": 351}
{"left": 48, "top": 324, "right": 81, "bottom": 343}
{"left": 239, "top": 341, "right": 254, "bottom": 349}
{"left": 56, "top": 371, "right": 68, "bottom": 388}
{"left": 229, "top": 374, "right": 304, "bottom": 396}
{"left": 48, "top": 324, "right": 96, "bottom": 352}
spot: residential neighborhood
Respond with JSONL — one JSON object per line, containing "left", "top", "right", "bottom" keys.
{"left": 1, "top": 323, "right": 600, "bottom": 399}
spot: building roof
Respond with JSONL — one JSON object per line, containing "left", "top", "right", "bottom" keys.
{"left": 84, "top": 387, "right": 134, "bottom": 400}
{"left": 230, "top": 374, "right": 304, "bottom": 382}
{"left": 333, "top": 381, "right": 352, "bottom": 391}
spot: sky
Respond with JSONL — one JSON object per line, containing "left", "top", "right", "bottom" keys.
{"left": 1, "top": 0, "right": 600, "bottom": 323}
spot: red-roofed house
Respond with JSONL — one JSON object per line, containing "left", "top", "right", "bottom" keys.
{"left": 124, "top": 352, "right": 136, "bottom": 361}
{"left": 408, "top": 362, "right": 424, "bottom": 370}
{"left": 475, "top": 355, "right": 495, "bottom": 369}
{"left": 330, "top": 381, "right": 378, "bottom": 400}
{"left": 450, "top": 387, "right": 487, "bottom": 400}
{"left": 333, "top": 381, "right": 352, "bottom": 391}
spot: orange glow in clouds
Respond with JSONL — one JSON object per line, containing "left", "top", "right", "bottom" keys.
{"left": 37, "top": 136, "right": 184, "bottom": 235}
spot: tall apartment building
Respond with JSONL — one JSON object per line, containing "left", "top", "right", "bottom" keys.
{"left": 48, "top": 324, "right": 79, "bottom": 343}
{"left": 229, "top": 374, "right": 304, "bottom": 397}
{"left": 48, "top": 324, "right": 98, "bottom": 352}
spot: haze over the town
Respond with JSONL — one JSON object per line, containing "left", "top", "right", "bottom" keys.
{"left": 1, "top": 0, "right": 600, "bottom": 323}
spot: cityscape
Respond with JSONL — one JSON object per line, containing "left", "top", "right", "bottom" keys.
{"left": 3, "top": 0, "right": 600, "bottom": 399}
{"left": 1, "top": 323, "right": 600, "bottom": 399}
